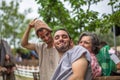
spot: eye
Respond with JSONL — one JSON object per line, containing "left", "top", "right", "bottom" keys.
{"left": 79, "top": 41, "right": 83, "bottom": 44}
{"left": 62, "top": 35, "right": 68, "bottom": 39}
{"left": 84, "top": 41, "right": 90, "bottom": 44}
{"left": 79, "top": 41, "right": 90, "bottom": 44}
{"left": 54, "top": 35, "right": 59, "bottom": 40}
{"left": 46, "top": 32, "right": 50, "bottom": 36}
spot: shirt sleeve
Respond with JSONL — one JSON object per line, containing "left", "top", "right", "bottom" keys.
{"left": 69, "top": 45, "right": 91, "bottom": 64}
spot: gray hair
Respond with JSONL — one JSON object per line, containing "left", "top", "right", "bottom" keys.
{"left": 78, "top": 32, "right": 100, "bottom": 55}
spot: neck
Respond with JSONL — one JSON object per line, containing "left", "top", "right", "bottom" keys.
{"left": 47, "top": 41, "right": 53, "bottom": 48}
{"left": 59, "top": 52, "right": 64, "bottom": 59}
{"left": 58, "top": 46, "right": 73, "bottom": 59}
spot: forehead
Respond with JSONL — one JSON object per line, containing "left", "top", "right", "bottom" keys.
{"left": 81, "top": 36, "right": 92, "bottom": 41}
{"left": 38, "top": 28, "right": 48, "bottom": 32}
{"left": 38, "top": 29, "right": 49, "bottom": 34}
{"left": 54, "top": 30, "right": 68, "bottom": 36}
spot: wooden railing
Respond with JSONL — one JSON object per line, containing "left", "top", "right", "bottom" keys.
{"left": 15, "top": 64, "right": 39, "bottom": 78}
{"left": 15, "top": 60, "right": 39, "bottom": 78}
{"left": 94, "top": 76, "right": 120, "bottom": 80}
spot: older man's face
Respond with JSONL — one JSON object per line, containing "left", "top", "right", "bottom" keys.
{"left": 54, "top": 30, "right": 71, "bottom": 53}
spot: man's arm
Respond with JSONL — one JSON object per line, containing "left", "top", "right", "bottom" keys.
{"left": 68, "top": 54, "right": 88, "bottom": 80}
{"left": 21, "top": 20, "right": 36, "bottom": 50}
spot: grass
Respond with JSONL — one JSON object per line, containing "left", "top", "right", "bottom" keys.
{"left": 15, "top": 75, "right": 33, "bottom": 80}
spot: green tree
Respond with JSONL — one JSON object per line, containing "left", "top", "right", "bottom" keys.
{"left": 0, "top": 0, "right": 31, "bottom": 48}
{"left": 96, "top": 29, "right": 120, "bottom": 46}
{"left": 35, "top": 0, "right": 120, "bottom": 44}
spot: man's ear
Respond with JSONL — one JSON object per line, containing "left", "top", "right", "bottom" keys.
{"left": 70, "top": 39, "right": 74, "bottom": 47}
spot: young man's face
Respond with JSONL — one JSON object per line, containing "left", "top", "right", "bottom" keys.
{"left": 37, "top": 29, "right": 53, "bottom": 44}
{"left": 54, "top": 30, "right": 71, "bottom": 53}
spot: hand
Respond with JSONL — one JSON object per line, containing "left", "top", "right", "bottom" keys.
{"left": 1, "top": 67, "right": 7, "bottom": 72}
{"left": 29, "top": 18, "right": 37, "bottom": 28}
{"left": 12, "top": 67, "right": 16, "bottom": 71}
{"left": 117, "top": 62, "right": 120, "bottom": 70}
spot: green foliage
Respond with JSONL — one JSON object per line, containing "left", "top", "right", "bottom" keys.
{"left": 12, "top": 48, "right": 30, "bottom": 54}
{"left": 0, "top": 0, "right": 120, "bottom": 47}
{"left": 96, "top": 29, "right": 120, "bottom": 46}
{"left": 110, "top": 10, "right": 120, "bottom": 26}
{"left": 35, "top": 0, "right": 120, "bottom": 44}
{"left": 0, "top": 0, "right": 31, "bottom": 48}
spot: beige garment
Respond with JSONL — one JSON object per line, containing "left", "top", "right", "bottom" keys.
{"left": 35, "top": 42, "right": 59, "bottom": 80}
{"left": 0, "top": 76, "right": 2, "bottom": 80}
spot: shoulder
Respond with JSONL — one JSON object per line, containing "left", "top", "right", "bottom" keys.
{"left": 67, "top": 45, "right": 91, "bottom": 63}
{"left": 34, "top": 42, "right": 47, "bottom": 54}
{"left": 35, "top": 42, "right": 47, "bottom": 49}
{"left": 36, "top": 42, "right": 46, "bottom": 46}
{"left": 69, "top": 45, "right": 89, "bottom": 54}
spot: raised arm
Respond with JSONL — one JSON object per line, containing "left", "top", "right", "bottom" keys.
{"left": 21, "top": 19, "right": 36, "bottom": 50}
{"left": 68, "top": 54, "right": 88, "bottom": 80}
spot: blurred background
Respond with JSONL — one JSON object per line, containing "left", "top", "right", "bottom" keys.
{"left": 0, "top": 0, "right": 120, "bottom": 80}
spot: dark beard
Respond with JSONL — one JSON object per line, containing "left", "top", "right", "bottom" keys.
{"left": 55, "top": 42, "right": 71, "bottom": 53}
{"left": 56, "top": 46, "right": 69, "bottom": 53}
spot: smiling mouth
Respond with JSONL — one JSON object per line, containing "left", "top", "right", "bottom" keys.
{"left": 59, "top": 42, "right": 65, "bottom": 45}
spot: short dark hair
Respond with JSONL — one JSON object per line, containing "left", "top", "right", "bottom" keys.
{"left": 99, "top": 41, "right": 107, "bottom": 48}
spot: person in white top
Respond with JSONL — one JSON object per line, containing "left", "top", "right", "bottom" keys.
{"left": 109, "top": 48, "right": 120, "bottom": 70}
{"left": 21, "top": 19, "right": 59, "bottom": 80}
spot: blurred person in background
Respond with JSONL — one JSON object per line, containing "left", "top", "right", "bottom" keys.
{"left": 3, "top": 54, "right": 16, "bottom": 80}
{"left": 99, "top": 41, "right": 120, "bottom": 70}
{"left": 97, "top": 41, "right": 117, "bottom": 76}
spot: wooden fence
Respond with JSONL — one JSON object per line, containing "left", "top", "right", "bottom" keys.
{"left": 15, "top": 60, "right": 39, "bottom": 78}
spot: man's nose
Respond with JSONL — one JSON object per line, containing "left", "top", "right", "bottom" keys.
{"left": 59, "top": 36, "right": 64, "bottom": 42}
{"left": 44, "top": 36, "right": 49, "bottom": 40}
